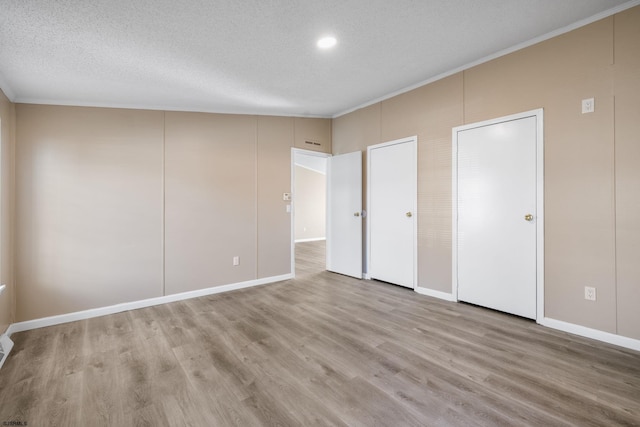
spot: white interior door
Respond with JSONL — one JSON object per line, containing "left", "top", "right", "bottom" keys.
{"left": 327, "top": 151, "right": 362, "bottom": 278}
{"left": 368, "top": 138, "right": 417, "bottom": 288}
{"left": 455, "top": 113, "right": 540, "bottom": 319}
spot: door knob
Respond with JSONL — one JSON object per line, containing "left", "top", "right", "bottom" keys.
{"left": 406, "top": 212, "right": 413, "bottom": 218}
{"left": 524, "top": 214, "right": 533, "bottom": 221}
{"left": 354, "top": 212, "right": 360, "bottom": 217}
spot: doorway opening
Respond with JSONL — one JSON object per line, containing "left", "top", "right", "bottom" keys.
{"left": 291, "top": 149, "right": 329, "bottom": 277}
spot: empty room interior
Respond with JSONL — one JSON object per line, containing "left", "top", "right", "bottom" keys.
{"left": 0, "top": 1, "right": 639, "bottom": 425}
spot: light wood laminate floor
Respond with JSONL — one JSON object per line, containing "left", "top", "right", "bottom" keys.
{"left": 1, "top": 241, "right": 639, "bottom": 426}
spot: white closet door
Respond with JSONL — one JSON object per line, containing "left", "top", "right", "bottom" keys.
{"left": 456, "top": 116, "right": 537, "bottom": 319}
{"left": 369, "top": 138, "right": 416, "bottom": 288}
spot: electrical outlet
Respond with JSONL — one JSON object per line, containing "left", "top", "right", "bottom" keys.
{"left": 233, "top": 256, "right": 240, "bottom": 266}
{"left": 582, "top": 98, "right": 594, "bottom": 114}
{"left": 584, "top": 286, "right": 596, "bottom": 301}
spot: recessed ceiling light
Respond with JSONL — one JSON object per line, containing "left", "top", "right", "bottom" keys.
{"left": 317, "top": 36, "right": 337, "bottom": 49}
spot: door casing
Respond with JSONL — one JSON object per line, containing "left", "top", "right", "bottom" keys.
{"left": 452, "top": 109, "right": 544, "bottom": 322}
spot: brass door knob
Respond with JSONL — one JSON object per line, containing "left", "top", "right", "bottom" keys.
{"left": 406, "top": 212, "right": 413, "bottom": 218}
{"left": 524, "top": 214, "right": 534, "bottom": 221}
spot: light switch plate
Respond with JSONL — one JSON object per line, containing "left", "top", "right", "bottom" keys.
{"left": 582, "top": 98, "right": 594, "bottom": 114}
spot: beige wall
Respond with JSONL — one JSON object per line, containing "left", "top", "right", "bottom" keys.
{"left": 14, "top": 105, "right": 330, "bottom": 321}
{"left": 294, "top": 165, "right": 326, "bottom": 241}
{"left": 164, "top": 112, "right": 257, "bottom": 293}
{"left": 257, "top": 116, "right": 296, "bottom": 279}
{"left": 0, "top": 89, "right": 15, "bottom": 335}
{"left": 16, "top": 105, "right": 165, "bottom": 321}
{"left": 294, "top": 118, "right": 332, "bottom": 153}
{"left": 332, "top": 7, "right": 640, "bottom": 340}
{"left": 614, "top": 7, "right": 640, "bottom": 339}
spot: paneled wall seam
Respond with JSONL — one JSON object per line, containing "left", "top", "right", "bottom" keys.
{"left": 612, "top": 15, "right": 616, "bottom": 65}
{"left": 611, "top": 14, "right": 618, "bottom": 334}
{"left": 255, "top": 117, "right": 259, "bottom": 280}
{"left": 611, "top": 15, "right": 617, "bottom": 334}
{"left": 162, "top": 111, "right": 166, "bottom": 297}
{"left": 10, "top": 102, "right": 16, "bottom": 325}
{"left": 613, "top": 93, "right": 618, "bottom": 334}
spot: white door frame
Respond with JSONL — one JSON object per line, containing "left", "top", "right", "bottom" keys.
{"left": 452, "top": 109, "right": 544, "bottom": 322}
{"left": 366, "top": 136, "right": 418, "bottom": 288}
{"left": 290, "top": 148, "right": 331, "bottom": 277}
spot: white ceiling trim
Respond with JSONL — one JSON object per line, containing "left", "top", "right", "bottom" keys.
{"left": 10, "top": 97, "right": 333, "bottom": 119}
{"left": 333, "top": 0, "right": 640, "bottom": 119}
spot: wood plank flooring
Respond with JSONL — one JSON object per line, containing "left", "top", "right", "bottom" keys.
{"left": 1, "top": 241, "right": 639, "bottom": 426}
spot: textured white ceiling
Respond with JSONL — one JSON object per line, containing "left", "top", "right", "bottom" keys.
{"left": 0, "top": 0, "right": 635, "bottom": 118}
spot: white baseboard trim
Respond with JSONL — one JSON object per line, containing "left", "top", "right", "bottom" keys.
{"left": 7, "top": 273, "right": 293, "bottom": 336}
{"left": 409, "top": 290, "right": 639, "bottom": 352}
{"left": 0, "top": 333, "right": 14, "bottom": 370}
{"left": 541, "top": 317, "right": 640, "bottom": 352}
{"left": 8, "top": 274, "right": 638, "bottom": 354}
{"left": 414, "top": 286, "right": 457, "bottom": 302}
{"left": 294, "top": 237, "right": 326, "bottom": 243}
